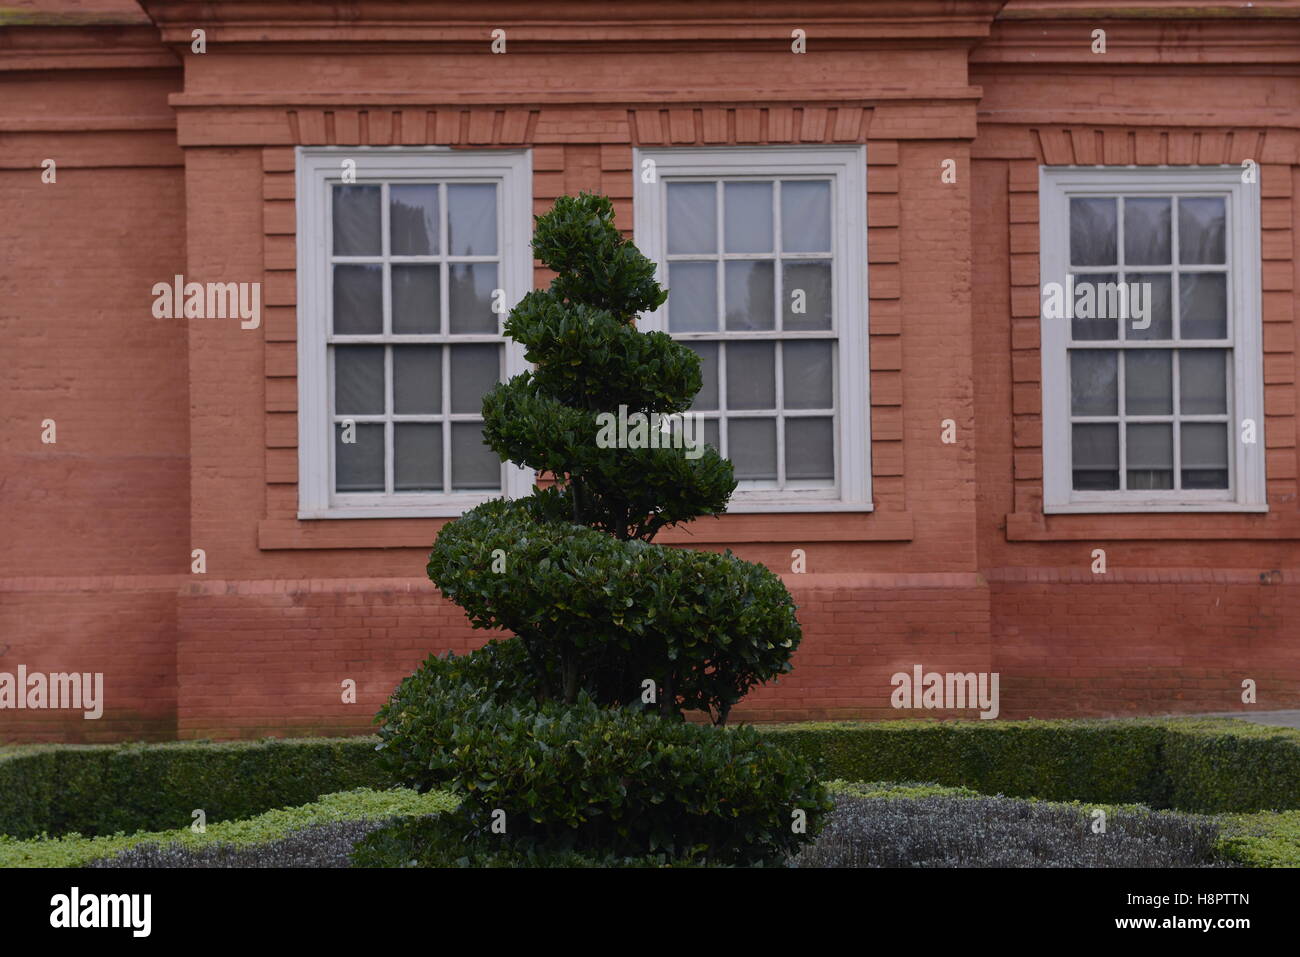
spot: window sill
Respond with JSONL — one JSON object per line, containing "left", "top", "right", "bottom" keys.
{"left": 258, "top": 509, "right": 913, "bottom": 550}
{"left": 1006, "top": 510, "right": 1300, "bottom": 542}
{"left": 1044, "top": 502, "right": 1269, "bottom": 515}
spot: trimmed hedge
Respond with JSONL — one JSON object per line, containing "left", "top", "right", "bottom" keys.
{"left": 1217, "top": 810, "right": 1300, "bottom": 867}
{"left": 769, "top": 718, "right": 1300, "bottom": 813}
{"left": 4, "top": 717, "right": 1299, "bottom": 839}
{"left": 1163, "top": 722, "right": 1300, "bottom": 813}
{"left": 0, "top": 787, "right": 457, "bottom": 869}
{"left": 0, "top": 738, "right": 386, "bottom": 840}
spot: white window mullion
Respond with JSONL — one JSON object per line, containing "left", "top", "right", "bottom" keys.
{"left": 295, "top": 147, "right": 533, "bottom": 519}
{"left": 1040, "top": 166, "right": 1264, "bottom": 513}
{"left": 633, "top": 145, "right": 870, "bottom": 512}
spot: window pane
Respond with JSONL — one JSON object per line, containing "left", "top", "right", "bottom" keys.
{"left": 1179, "top": 273, "right": 1227, "bottom": 339}
{"left": 451, "top": 422, "right": 500, "bottom": 490}
{"left": 1123, "top": 197, "right": 1171, "bottom": 265}
{"left": 392, "top": 265, "right": 440, "bottom": 334}
{"left": 782, "top": 260, "right": 832, "bottom": 331}
{"left": 394, "top": 423, "right": 442, "bottom": 491}
{"left": 1070, "top": 349, "right": 1117, "bottom": 416}
{"left": 393, "top": 345, "right": 441, "bottom": 414}
{"left": 332, "top": 185, "right": 381, "bottom": 256}
{"left": 726, "top": 342, "right": 775, "bottom": 410}
{"left": 667, "top": 182, "right": 716, "bottom": 254}
{"left": 781, "top": 181, "right": 831, "bottom": 253}
{"left": 335, "top": 422, "right": 384, "bottom": 492}
{"left": 449, "top": 344, "right": 500, "bottom": 414}
{"left": 1072, "top": 423, "right": 1119, "bottom": 490}
{"left": 784, "top": 341, "right": 834, "bottom": 409}
{"left": 1071, "top": 273, "right": 1118, "bottom": 341}
{"left": 1124, "top": 349, "right": 1172, "bottom": 416}
{"left": 667, "top": 262, "right": 717, "bottom": 332}
{"left": 724, "top": 182, "right": 773, "bottom": 253}
{"left": 333, "top": 264, "right": 383, "bottom": 334}
{"left": 724, "top": 260, "right": 774, "bottom": 331}
{"left": 334, "top": 345, "right": 384, "bottom": 415}
{"left": 704, "top": 418, "right": 720, "bottom": 451}
{"left": 685, "top": 341, "right": 718, "bottom": 411}
{"left": 1126, "top": 423, "right": 1173, "bottom": 490}
{"left": 447, "top": 184, "right": 497, "bottom": 256}
{"left": 1070, "top": 197, "right": 1117, "bottom": 266}
{"left": 1178, "top": 197, "right": 1226, "bottom": 265}
{"left": 448, "top": 263, "right": 498, "bottom": 334}
{"left": 1179, "top": 349, "right": 1228, "bottom": 415}
{"left": 1181, "top": 422, "right": 1229, "bottom": 489}
{"left": 390, "top": 184, "right": 439, "bottom": 256}
{"left": 786, "top": 417, "right": 834, "bottom": 482}
{"left": 728, "top": 418, "right": 777, "bottom": 481}
{"left": 1125, "top": 273, "right": 1172, "bottom": 341}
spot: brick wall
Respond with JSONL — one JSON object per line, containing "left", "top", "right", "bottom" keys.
{"left": 0, "top": 38, "right": 186, "bottom": 741}
{"left": 3, "top": 4, "right": 1299, "bottom": 743}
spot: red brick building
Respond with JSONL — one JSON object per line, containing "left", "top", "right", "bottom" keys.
{"left": 2, "top": 0, "right": 1298, "bottom": 741}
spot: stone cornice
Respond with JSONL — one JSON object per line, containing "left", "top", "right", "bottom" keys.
{"left": 973, "top": 15, "right": 1300, "bottom": 62}
{"left": 138, "top": 1, "right": 1007, "bottom": 47}
{"left": 0, "top": 24, "right": 176, "bottom": 70}
{"left": 997, "top": 0, "right": 1300, "bottom": 18}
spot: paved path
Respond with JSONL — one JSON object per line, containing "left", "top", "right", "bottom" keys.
{"left": 1182, "top": 710, "right": 1300, "bottom": 729}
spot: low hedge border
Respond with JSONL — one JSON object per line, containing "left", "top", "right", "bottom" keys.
{"left": 769, "top": 718, "right": 1300, "bottom": 813}
{"left": 1216, "top": 811, "right": 1300, "bottom": 867}
{"left": 14, "top": 781, "right": 1289, "bottom": 869}
{"left": 3, "top": 717, "right": 1297, "bottom": 839}
{"left": 0, "top": 787, "right": 457, "bottom": 868}
{"left": 0, "top": 738, "right": 388, "bottom": 840}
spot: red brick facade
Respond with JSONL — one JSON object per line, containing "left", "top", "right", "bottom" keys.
{"left": 2, "top": 0, "right": 1298, "bottom": 741}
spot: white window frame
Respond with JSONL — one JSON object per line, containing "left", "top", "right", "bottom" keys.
{"left": 633, "top": 146, "right": 871, "bottom": 513}
{"left": 1039, "top": 166, "right": 1266, "bottom": 514}
{"left": 295, "top": 146, "right": 535, "bottom": 519}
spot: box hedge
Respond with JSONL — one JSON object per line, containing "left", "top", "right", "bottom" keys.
{"left": 3, "top": 716, "right": 1298, "bottom": 839}
{"left": 0, "top": 787, "right": 457, "bottom": 868}
{"left": 769, "top": 718, "right": 1300, "bottom": 813}
{"left": 0, "top": 738, "right": 386, "bottom": 839}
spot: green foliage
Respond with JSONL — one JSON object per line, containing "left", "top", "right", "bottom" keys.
{"left": 0, "top": 787, "right": 456, "bottom": 868}
{"left": 352, "top": 813, "right": 722, "bottom": 868}
{"left": 424, "top": 500, "right": 800, "bottom": 722}
{"left": 1162, "top": 721, "right": 1300, "bottom": 813}
{"left": 823, "top": 779, "right": 983, "bottom": 801}
{"left": 1217, "top": 810, "right": 1300, "bottom": 867}
{"left": 770, "top": 717, "right": 1300, "bottom": 812}
{"left": 420, "top": 190, "right": 800, "bottom": 720}
{"left": 529, "top": 193, "right": 666, "bottom": 321}
{"left": 0, "top": 737, "right": 387, "bottom": 840}
{"left": 503, "top": 292, "right": 696, "bottom": 412}
{"left": 480, "top": 379, "right": 736, "bottom": 541}
{"left": 378, "top": 685, "right": 830, "bottom": 866}
{"left": 7, "top": 718, "right": 1297, "bottom": 843}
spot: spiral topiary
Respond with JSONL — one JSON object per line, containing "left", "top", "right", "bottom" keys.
{"left": 426, "top": 192, "right": 802, "bottom": 724}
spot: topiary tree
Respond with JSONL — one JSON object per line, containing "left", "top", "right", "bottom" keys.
{"left": 377, "top": 194, "right": 830, "bottom": 864}
{"left": 424, "top": 192, "right": 802, "bottom": 725}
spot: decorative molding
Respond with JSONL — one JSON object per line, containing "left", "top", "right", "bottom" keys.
{"left": 257, "top": 511, "right": 915, "bottom": 550}
{"left": 283, "top": 108, "right": 539, "bottom": 146}
{"left": 140, "top": 1, "right": 1006, "bottom": 46}
{"left": 627, "top": 105, "right": 870, "bottom": 146}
